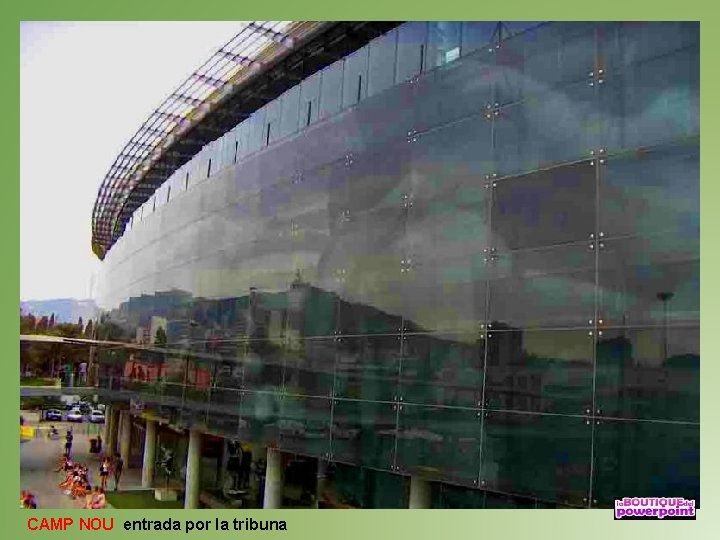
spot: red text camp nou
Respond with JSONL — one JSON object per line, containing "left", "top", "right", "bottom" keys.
{"left": 27, "top": 517, "right": 114, "bottom": 531}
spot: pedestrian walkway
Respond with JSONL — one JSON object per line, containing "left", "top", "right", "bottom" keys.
{"left": 20, "top": 414, "right": 142, "bottom": 509}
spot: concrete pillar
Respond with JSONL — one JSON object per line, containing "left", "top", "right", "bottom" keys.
{"left": 263, "top": 447, "right": 284, "bottom": 509}
{"left": 106, "top": 408, "right": 119, "bottom": 457}
{"left": 409, "top": 476, "right": 431, "bottom": 509}
{"left": 315, "top": 458, "right": 328, "bottom": 508}
{"left": 142, "top": 419, "right": 157, "bottom": 488}
{"left": 119, "top": 412, "right": 131, "bottom": 467}
{"left": 184, "top": 430, "right": 201, "bottom": 509}
{"left": 103, "top": 405, "right": 112, "bottom": 447}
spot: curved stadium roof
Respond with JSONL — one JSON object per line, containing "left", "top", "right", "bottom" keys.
{"left": 91, "top": 21, "right": 400, "bottom": 260}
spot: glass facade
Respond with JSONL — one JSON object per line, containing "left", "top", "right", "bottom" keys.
{"left": 95, "top": 21, "right": 699, "bottom": 508}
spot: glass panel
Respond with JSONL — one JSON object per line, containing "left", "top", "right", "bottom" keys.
{"left": 319, "top": 61, "right": 344, "bottom": 121}
{"left": 493, "top": 83, "right": 599, "bottom": 177}
{"left": 344, "top": 74, "right": 436, "bottom": 154}
{"left": 299, "top": 72, "right": 321, "bottom": 128}
{"left": 609, "top": 46, "right": 699, "bottom": 151}
{"left": 207, "top": 387, "right": 243, "bottom": 436}
{"left": 461, "top": 22, "right": 496, "bottom": 57}
{"left": 521, "top": 22, "right": 597, "bottom": 89}
{"left": 481, "top": 411, "right": 591, "bottom": 506}
{"left": 323, "top": 463, "right": 408, "bottom": 508}
{"left": 403, "top": 119, "right": 491, "bottom": 333}
{"left": 399, "top": 252, "right": 487, "bottom": 334}
{"left": 235, "top": 120, "right": 250, "bottom": 163}
{"left": 490, "top": 161, "right": 596, "bottom": 251}
{"left": 330, "top": 400, "right": 396, "bottom": 470}
{"left": 285, "top": 281, "right": 338, "bottom": 339}
{"left": 177, "top": 403, "right": 208, "bottom": 431}
{"left": 599, "top": 141, "right": 699, "bottom": 240}
{"left": 397, "top": 405, "right": 481, "bottom": 486}
{"left": 592, "top": 419, "right": 699, "bottom": 507}
{"left": 485, "top": 329, "right": 594, "bottom": 415}
{"left": 604, "top": 21, "right": 700, "bottom": 69}
{"left": 264, "top": 98, "right": 283, "bottom": 146}
{"left": 399, "top": 333, "right": 485, "bottom": 408}
{"left": 247, "top": 106, "right": 266, "bottom": 154}
{"left": 279, "top": 86, "right": 301, "bottom": 139}
{"left": 432, "top": 53, "right": 494, "bottom": 126}
{"left": 484, "top": 491, "right": 538, "bottom": 508}
{"left": 277, "top": 395, "right": 331, "bottom": 457}
{"left": 295, "top": 118, "right": 349, "bottom": 174}
{"left": 242, "top": 337, "right": 284, "bottom": 392}
{"left": 342, "top": 46, "right": 369, "bottom": 108}
{"left": 239, "top": 390, "right": 280, "bottom": 446}
{"left": 332, "top": 144, "right": 409, "bottom": 327}
{"left": 487, "top": 244, "right": 596, "bottom": 329}
{"left": 368, "top": 30, "right": 397, "bottom": 98}
{"left": 396, "top": 22, "right": 428, "bottom": 83}
{"left": 431, "top": 482, "right": 486, "bottom": 508}
{"left": 598, "top": 235, "right": 699, "bottom": 327}
{"left": 425, "top": 22, "right": 461, "bottom": 69}
{"left": 335, "top": 335, "right": 400, "bottom": 401}
{"left": 282, "top": 338, "right": 336, "bottom": 398}
{"left": 596, "top": 327, "right": 699, "bottom": 422}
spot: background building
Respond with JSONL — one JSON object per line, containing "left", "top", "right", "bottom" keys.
{"left": 89, "top": 21, "right": 699, "bottom": 509}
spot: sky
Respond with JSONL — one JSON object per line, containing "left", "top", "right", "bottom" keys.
{"left": 20, "top": 22, "right": 245, "bottom": 301}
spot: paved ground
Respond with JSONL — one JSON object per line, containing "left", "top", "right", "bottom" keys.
{"left": 20, "top": 412, "right": 142, "bottom": 509}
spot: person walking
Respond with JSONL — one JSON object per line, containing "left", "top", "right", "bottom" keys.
{"left": 64, "top": 430, "right": 73, "bottom": 458}
{"left": 113, "top": 453, "right": 124, "bottom": 491}
{"left": 99, "top": 457, "right": 110, "bottom": 491}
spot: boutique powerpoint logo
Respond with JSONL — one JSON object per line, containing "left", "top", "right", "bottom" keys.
{"left": 614, "top": 498, "right": 696, "bottom": 520}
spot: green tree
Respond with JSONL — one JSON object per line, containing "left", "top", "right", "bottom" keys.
{"left": 154, "top": 327, "right": 168, "bottom": 348}
{"left": 20, "top": 314, "right": 37, "bottom": 334}
{"left": 36, "top": 316, "right": 49, "bottom": 333}
{"left": 96, "top": 320, "right": 126, "bottom": 341}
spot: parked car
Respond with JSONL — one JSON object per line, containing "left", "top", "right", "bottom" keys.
{"left": 66, "top": 408, "right": 84, "bottom": 422}
{"left": 88, "top": 410, "right": 105, "bottom": 424}
{"left": 78, "top": 403, "right": 92, "bottom": 415}
{"left": 45, "top": 409, "right": 63, "bottom": 422}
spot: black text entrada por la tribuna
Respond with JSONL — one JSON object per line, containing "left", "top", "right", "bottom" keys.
{"left": 124, "top": 518, "right": 287, "bottom": 533}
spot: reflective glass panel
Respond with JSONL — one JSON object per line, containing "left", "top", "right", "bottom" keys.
{"left": 599, "top": 141, "right": 699, "bottom": 241}
{"left": 484, "top": 329, "right": 594, "bottom": 415}
{"left": 399, "top": 333, "right": 485, "bottom": 408}
{"left": 282, "top": 338, "right": 336, "bottom": 398}
{"left": 490, "top": 161, "right": 596, "bottom": 251}
{"left": 598, "top": 235, "right": 699, "bottom": 327}
{"left": 277, "top": 395, "right": 332, "bottom": 456}
{"left": 334, "top": 335, "right": 400, "bottom": 401}
{"left": 396, "top": 404, "right": 481, "bottom": 486}
{"left": 487, "top": 243, "right": 596, "bottom": 329}
{"left": 481, "top": 411, "right": 592, "bottom": 506}
{"left": 330, "top": 400, "right": 396, "bottom": 470}
{"left": 608, "top": 46, "right": 699, "bottom": 151}
{"left": 595, "top": 327, "right": 699, "bottom": 422}
{"left": 592, "top": 419, "right": 699, "bottom": 507}
{"left": 493, "top": 83, "right": 599, "bottom": 177}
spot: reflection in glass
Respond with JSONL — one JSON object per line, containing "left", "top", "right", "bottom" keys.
{"left": 484, "top": 330, "right": 593, "bottom": 415}
{"left": 595, "top": 327, "right": 699, "bottom": 422}
{"left": 592, "top": 419, "right": 699, "bottom": 507}
{"left": 481, "top": 411, "right": 591, "bottom": 506}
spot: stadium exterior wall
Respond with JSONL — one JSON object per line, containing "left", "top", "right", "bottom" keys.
{"left": 93, "top": 21, "right": 700, "bottom": 508}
